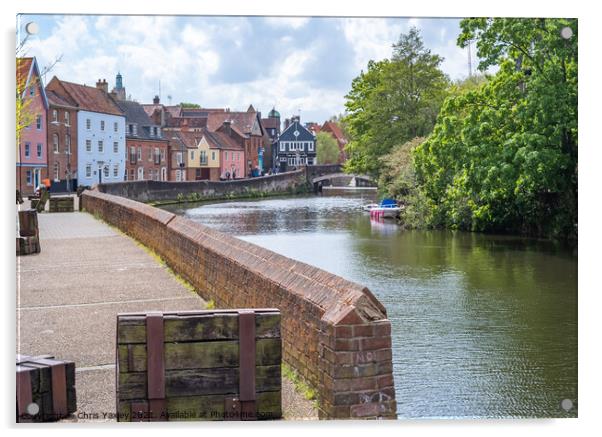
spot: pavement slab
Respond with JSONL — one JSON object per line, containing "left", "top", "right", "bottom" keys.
{"left": 16, "top": 210, "right": 317, "bottom": 422}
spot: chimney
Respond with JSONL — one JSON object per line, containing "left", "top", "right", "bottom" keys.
{"left": 96, "top": 79, "right": 108, "bottom": 93}
{"left": 153, "top": 95, "right": 160, "bottom": 104}
{"left": 284, "top": 118, "right": 291, "bottom": 129}
{"left": 223, "top": 120, "right": 232, "bottom": 136}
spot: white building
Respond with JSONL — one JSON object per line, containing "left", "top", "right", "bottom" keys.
{"left": 52, "top": 78, "right": 126, "bottom": 186}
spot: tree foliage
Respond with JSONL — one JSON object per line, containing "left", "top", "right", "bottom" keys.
{"left": 179, "top": 102, "right": 201, "bottom": 108}
{"left": 316, "top": 131, "right": 340, "bottom": 164}
{"left": 343, "top": 27, "right": 449, "bottom": 176}
{"left": 413, "top": 18, "right": 577, "bottom": 239}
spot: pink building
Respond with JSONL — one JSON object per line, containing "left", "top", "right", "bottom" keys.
{"left": 202, "top": 123, "right": 246, "bottom": 180}
{"left": 17, "top": 57, "right": 49, "bottom": 195}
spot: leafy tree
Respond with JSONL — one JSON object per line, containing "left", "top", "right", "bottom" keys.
{"left": 413, "top": 18, "right": 577, "bottom": 239}
{"left": 179, "top": 102, "right": 201, "bottom": 108}
{"left": 316, "top": 131, "right": 340, "bottom": 164}
{"left": 343, "top": 27, "right": 449, "bottom": 176}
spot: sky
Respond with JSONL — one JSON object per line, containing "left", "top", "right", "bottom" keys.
{"left": 18, "top": 14, "right": 472, "bottom": 123}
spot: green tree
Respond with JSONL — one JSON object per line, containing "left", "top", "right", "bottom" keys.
{"left": 413, "top": 18, "right": 577, "bottom": 239}
{"left": 179, "top": 102, "right": 200, "bottom": 108}
{"left": 316, "top": 131, "right": 340, "bottom": 164}
{"left": 343, "top": 27, "right": 449, "bottom": 176}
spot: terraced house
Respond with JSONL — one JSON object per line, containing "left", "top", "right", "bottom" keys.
{"left": 45, "top": 79, "right": 78, "bottom": 192}
{"left": 17, "top": 57, "right": 49, "bottom": 195}
{"left": 274, "top": 115, "right": 316, "bottom": 172}
{"left": 113, "top": 99, "right": 168, "bottom": 182}
{"left": 46, "top": 77, "right": 126, "bottom": 186}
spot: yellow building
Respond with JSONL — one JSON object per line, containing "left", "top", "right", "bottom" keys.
{"left": 177, "top": 131, "right": 221, "bottom": 180}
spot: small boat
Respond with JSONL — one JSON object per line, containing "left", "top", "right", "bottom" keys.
{"left": 364, "top": 198, "right": 402, "bottom": 219}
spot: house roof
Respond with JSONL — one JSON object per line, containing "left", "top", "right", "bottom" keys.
{"left": 172, "top": 130, "right": 203, "bottom": 149}
{"left": 279, "top": 120, "right": 315, "bottom": 142}
{"left": 46, "top": 89, "right": 77, "bottom": 109}
{"left": 261, "top": 117, "right": 280, "bottom": 130}
{"left": 113, "top": 100, "right": 154, "bottom": 126}
{"left": 206, "top": 111, "right": 262, "bottom": 136}
{"left": 17, "top": 57, "right": 49, "bottom": 109}
{"left": 55, "top": 79, "right": 124, "bottom": 116}
{"left": 203, "top": 129, "right": 244, "bottom": 151}
{"left": 321, "top": 121, "right": 346, "bottom": 142}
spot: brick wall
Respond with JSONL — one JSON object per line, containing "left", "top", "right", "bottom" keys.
{"left": 97, "top": 168, "right": 310, "bottom": 203}
{"left": 81, "top": 190, "right": 397, "bottom": 419}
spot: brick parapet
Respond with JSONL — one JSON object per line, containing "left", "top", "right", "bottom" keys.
{"left": 81, "top": 190, "right": 397, "bottom": 419}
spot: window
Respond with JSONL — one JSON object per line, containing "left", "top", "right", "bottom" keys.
{"left": 100, "top": 120, "right": 105, "bottom": 131}
{"left": 154, "top": 148, "right": 161, "bottom": 165}
{"left": 53, "top": 162, "right": 60, "bottom": 180}
{"left": 129, "top": 168, "right": 135, "bottom": 180}
{"left": 280, "top": 141, "right": 285, "bottom": 152}
{"left": 103, "top": 166, "right": 109, "bottom": 178}
{"left": 52, "top": 134, "right": 59, "bottom": 153}
{"left": 128, "top": 124, "right": 134, "bottom": 135}
{"left": 114, "top": 122, "right": 118, "bottom": 132}
{"left": 37, "top": 143, "right": 42, "bottom": 158}
{"left": 308, "top": 141, "right": 314, "bottom": 151}
{"left": 137, "top": 147, "right": 142, "bottom": 161}
{"left": 86, "top": 119, "right": 91, "bottom": 130}
{"left": 26, "top": 170, "right": 32, "bottom": 185}
{"left": 98, "top": 140, "right": 104, "bottom": 153}
{"left": 113, "top": 164, "right": 119, "bottom": 177}
{"left": 113, "top": 141, "right": 119, "bottom": 153}
{"left": 200, "top": 150, "right": 207, "bottom": 165}
{"left": 148, "top": 148, "right": 153, "bottom": 162}
{"left": 24, "top": 142, "right": 30, "bottom": 158}
{"left": 160, "top": 149, "right": 165, "bottom": 162}
{"left": 64, "top": 112, "right": 70, "bottom": 126}
{"left": 52, "top": 110, "right": 58, "bottom": 123}
{"left": 65, "top": 135, "right": 71, "bottom": 154}
{"left": 224, "top": 151, "right": 228, "bottom": 160}
{"left": 153, "top": 127, "right": 159, "bottom": 137}
{"left": 86, "top": 139, "right": 92, "bottom": 152}
{"left": 211, "top": 151, "right": 216, "bottom": 161}
{"left": 86, "top": 164, "right": 92, "bottom": 177}
{"left": 176, "top": 152, "right": 183, "bottom": 165}
{"left": 190, "top": 151, "right": 195, "bottom": 161}
{"left": 36, "top": 115, "right": 42, "bottom": 130}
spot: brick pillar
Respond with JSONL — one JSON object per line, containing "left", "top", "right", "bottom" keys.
{"left": 318, "top": 314, "right": 397, "bottom": 419}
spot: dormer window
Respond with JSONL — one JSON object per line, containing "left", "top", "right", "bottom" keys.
{"left": 153, "top": 126, "right": 159, "bottom": 137}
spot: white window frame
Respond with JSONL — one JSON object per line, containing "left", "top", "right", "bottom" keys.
{"left": 309, "top": 141, "right": 314, "bottom": 151}
{"left": 103, "top": 165, "right": 109, "bottom": 178}
{"left": 64, "top": 111, "right": 70, "bottom": 126}
{"left": 53, "top": 134, "right": 59, "bottom": 153}
{"left": 113, "top": 141, "right": 119, "bottom": 153}
{"left": 114, "top": 122, "right": 118, "bottom": 132}
{"left": 86, "top": 139, "right": 92, "bottom": 152}
{"left": 280, "top": 141, "right": 285, "bottom": 152}
{"left": 86, "top": 119, "right": 91, "bottom": 130}
{"left": 52, "top": 110, "right": 58, "bottom": 123}
{"left": 137, "top": 147, "right": 142, "bottom": 161}
{"left": 37, "top": 143, "right": 42, "bottom": 158}
{"left": 98, "top": 140, "right": 104, "bottom": 153}
{"left": 24, "top": 142, "right": 30, "bottom": 158}
{"left": 86, "top": 164, "right": 92, "bottom": 177}
{"left": 100, "top": 120, "right": 105, "bottom": 131}
{"left": 113, "top": 164, "right": 119, "bottom": 177}
{"left": 65, "top": 135, "right": 71, "bottom": 154}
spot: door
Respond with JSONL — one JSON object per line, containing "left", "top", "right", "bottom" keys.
{"left": 137, "top": 167, "right": 144, "bottom": 180}
{"left": 33, "top": 168, "right": 40, "bottom": 188}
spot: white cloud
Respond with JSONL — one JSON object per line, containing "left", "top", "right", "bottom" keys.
{"left": 264, "top": 17, "right": 309, "bottom": 29}
{"left": 340, "top": 18, "right": 403, "bottom": 70}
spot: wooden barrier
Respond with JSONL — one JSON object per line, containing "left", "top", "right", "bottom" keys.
{"left": 116, "top": 309, "right": 282, "bottom": 421}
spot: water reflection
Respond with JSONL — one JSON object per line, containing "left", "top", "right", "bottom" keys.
{"left": 163, "top": 194, "right": 577, "bottom": 418}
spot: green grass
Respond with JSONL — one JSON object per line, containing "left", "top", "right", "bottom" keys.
{"left": 282, "top": 363, "right": 318, "bottom": 405}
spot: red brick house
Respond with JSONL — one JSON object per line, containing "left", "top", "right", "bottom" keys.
{"left": 45, "top": 78, "right": 78, "bottom": 192}
{"left": 113, "top": 99, "right": 169, "bottom": 181}
{"left": 321, "top": 121, "right": 348, "bottom": 164}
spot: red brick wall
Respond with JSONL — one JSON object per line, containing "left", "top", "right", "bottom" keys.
{"left": 125, "top": 138, "right": 169, "bottom": 181}
{"left": 81, "top": 190, "right": 397, "bottom": 419}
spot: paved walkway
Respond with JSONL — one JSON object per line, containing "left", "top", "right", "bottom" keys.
{"left": 16, "top": 210, "right": 317, "bottom": 421}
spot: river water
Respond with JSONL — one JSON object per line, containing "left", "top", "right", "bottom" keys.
{"left": 163, "top": 192, "right": 577, "bottom": 419}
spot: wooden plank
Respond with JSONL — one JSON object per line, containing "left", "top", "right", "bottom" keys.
{"left": 118, "top": 365, "right": 281, "bottom": 399}
{"left": 119, "top": 338, "right": 281, "bottom": 372}
{"left": 119, "top": 391, "right": 281, "bottom": 421}
{"left": 118, "top": 312, "right": 280, "bottom": 344}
